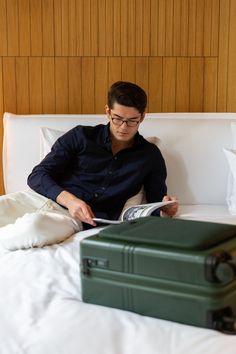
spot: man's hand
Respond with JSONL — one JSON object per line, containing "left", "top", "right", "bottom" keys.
{"left": 161, "top": 195, "right": 178, "bottom": 217}
{"left": 56, "top": 191, "right": 96, "bottom": 226}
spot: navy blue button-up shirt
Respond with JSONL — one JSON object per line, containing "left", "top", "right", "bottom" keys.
{"left": 28, "top": 124, "right": 167, "bottom": 221}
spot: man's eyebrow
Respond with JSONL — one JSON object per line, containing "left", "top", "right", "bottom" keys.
{"left": 113, "top": 113, "right": 140, "bottom": 120}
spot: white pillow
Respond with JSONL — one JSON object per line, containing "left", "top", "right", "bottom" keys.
{"left": 223, "top": 148, "right": 236, "bottom": 214}
{"left": 40, "top": 127, "right": 65, "bottom": 160}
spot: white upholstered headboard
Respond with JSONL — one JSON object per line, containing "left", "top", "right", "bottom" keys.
{"left": 3, "top": 112, "right": 236, "bottom": 205}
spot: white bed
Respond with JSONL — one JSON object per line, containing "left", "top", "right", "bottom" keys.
{"left": 1, "top": 112, "right": 236, "bottom": 354}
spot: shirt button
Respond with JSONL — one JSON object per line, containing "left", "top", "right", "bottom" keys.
{"left": 102, "top": 187, "right": 106, "bottom": 190}
{"left": 108, "top": 171, "right": 113, "bottom": 175}
{"left": 114, "top": 156, "right": 117, "bottom": 160}
{"left": 94, "top": 193, "right": 98, "bottom": 198}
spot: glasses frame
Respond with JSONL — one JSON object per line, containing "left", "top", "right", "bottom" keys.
{"left": 110, "top": 115, "right": 142, "bottom": 127}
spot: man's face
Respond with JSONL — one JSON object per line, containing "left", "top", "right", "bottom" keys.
{"left": 106, "top": 102, "right": 144, "bottom": 143}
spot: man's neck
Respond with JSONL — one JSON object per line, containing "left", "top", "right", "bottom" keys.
{"left": 111, "top": 138, "right": 134, "bottom": 155}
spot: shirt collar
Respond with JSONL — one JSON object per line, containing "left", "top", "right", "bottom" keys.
{"left": 102, "top": 123, "right": 144, "bottom": 148}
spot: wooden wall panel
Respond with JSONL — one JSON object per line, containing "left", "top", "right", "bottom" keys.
{"left": 19, "top": 0, "right": 31, "bottom": 56}
{"left": 163, "top": 58, "right": 176, "bottom": 112}
{"left": 148, "top": 57, "right": 163, "bottom": 113}
{"left": 190, "top": 58, "right": 204, "bottom": 112}
{"left": 3, "top": 58, "right": 16, "bottom": 113}
{"left": 176, "top": 58, "right": 190, "bottom": 112}
{"left": 30, "top": 0, "right": 43, "bottom": 56}
{"left": 227, "top": 0, "right": 236, "bottom": 111}
{"left": 16, "top": 57, "right": 29, "bottom": 114}
{"left": 68, "top": 57, "right": 82, "bottom": 114}
{"left": 0, "top": 0, "right": 7, "bottom": 56}
{"left": 42, "top": 57, "right": 55, "bottom": 113}
{"left": 0, "top": 0, "right": 236, "bottom": 195}
{"left": 204, "top": 58, "right": 218, "bottom": 112}
{"left": 55, "top": 57, "right": 69, "bottom": 114}
{"left": 29, "top": 57, "right": 43, "bottom": 113}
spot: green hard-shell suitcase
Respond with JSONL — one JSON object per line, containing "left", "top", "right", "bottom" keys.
{"left": 80, "top": 217, "right": 236, "bottom": 333}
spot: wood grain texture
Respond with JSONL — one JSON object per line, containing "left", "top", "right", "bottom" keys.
{"left": 29, "top": 57, "right": 42, "bottom": 113}
{"left": 227, "top": 0, "right": 236, "bottom": 111}
{"left": 16, "top": 57, "right": 29, "bottom": 114}
{"left": 0, "top": 0, "right": 7, "bottom": 55}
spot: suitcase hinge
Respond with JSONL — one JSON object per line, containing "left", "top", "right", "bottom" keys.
{"left": 82, "top": 257, "right": 108, "bottom": 275}
{"left": 208, "top": 307, "right": 236, "bottom": 334}
{"left": 205, "top": 251, "right": 236, "bottom": 284}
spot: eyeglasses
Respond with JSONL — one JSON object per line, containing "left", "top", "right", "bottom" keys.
{"left": 111, "top": 117, "right": 141, "bottom": 127}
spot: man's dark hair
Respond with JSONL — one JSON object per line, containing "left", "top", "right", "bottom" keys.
{"left": 107, "top": 81, "right": 147, "bottom": 114}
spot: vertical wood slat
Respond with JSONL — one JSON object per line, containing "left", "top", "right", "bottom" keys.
{"left": 7, "top": 0, "right": 19, "bottom": 56}
{"left": 18, "top": 0, "right": 31, "bottom": 56}
{"left": 54, "top": 0, "right": 62, "bottom": 56}
{"left": 211, "top": 0, "right": 220, "bottom": 56}
{"left": 42, "top": 0, "right": 54, "bottom": 56}
{"left": 42, "top": 57, "right": 55, "bottom": 113}
{"left": 30, "top": 0, "right": 43, "bottom": 56}
{"left": 127, "top": 0, "right": 135, "bottom": 56}
{"left": 29, "top": 57, "right": 42, "bottom": 113}
{"left": 176, "top": 58, "right": 190, "bottom": 112}
{"left": 157, "top": 0, "right": 165, "bottom": 56}
{"left": 142, "top": 0, "right": 150, "bottom": 56}
{"left": 76, "top": 0, "right": 83, "bottom": 56}
{"left": 162, "top": 57, "right": 176, "bottom": 112}
{"left": 90, "top": 0, "right": 98, "bottom": 56}
{"left": 3, "top": 57, "right": 17, "bottom": 113}
{"left": 121, "top": 57, "right": 136, "bottom": 83}
{"left": 227, "top": 0, "right": 236, "bottom": 111}
{"left": 81, "top": 57, "right": 95, "bottom": 113}
{"left": 0, "top": 0, "right": 7, "bottom": 55}
{"left": 165, "top": 0, "right": 174, "bottom": 56}
{"left": 106, "top": 0, "right": 114, "bottom": 56}
{"left": 180, "top": 0, "right": 189, "bottom": 56}
{"left": 136, "top": 58, "right": 149, "bottom": 107}
{"left": 148, "top": 57, "right": 162, "bottom": 113}
{"left": 188, "top": 0, "right": 197, "bottom": 56}
{"left": 61, "top": 0, "right": 69, "bottom": 56}
{"left": 16, "top": 57, "right": 29, "bottom": 114}
{"left": 173, "top": 0, "right": 181, "bottom": 56}
{"left": 0, "top": 58, "right": 3, "bottom": 116}
{"left": 204, "top": 58, "right": 218, "bottom": 112}
{"left": 55, "top": 57, "right": 68, "bottom": 114}
{"left": 68, "top": 0, "right": 77, "bottom": 56}
{"left": 195, "top": 0, "right": 204, "bottom": 56}
{"left": 150, "top": 0, "right": 158, "bottom": 56}
{"left": 135, "top": 0, "right": 143, "bottom": 56}
{"left": 217, "top": 0, "right": 230, "bottom": 112}
{"left": 120, "top": 0, "right": 128, "bottom": 56}
{"left": 108, "top": 57, "right": 121, "bottom": 87}
{"left": 68, "top": 57, "right": 82, "bottom": 113}
{"left": 95, "top": 58, "right": 108, "bottom": 113}
{"left": 203, "top": 0, "right": 212, "bottom": 57}
{"left": 98, "top": 0, "right": 106, "bottom": 56}
{"left": 113, "top": 0, "right": 121, "bottom": 56}
{"left": 83, "top": 0, "right": 91, "bottom": 56}
{"left": 190, "top": 58, "right": 204, "bottom": 112}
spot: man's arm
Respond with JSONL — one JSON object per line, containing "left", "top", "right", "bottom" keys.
{"left": 56, "top": 191, "right": 96, "bottom": 226}
{"left": 144, "top": 147, "right": 178, "bottom": 217}
{"left": 28, "top": 128, "right": 96, "bottom": 226}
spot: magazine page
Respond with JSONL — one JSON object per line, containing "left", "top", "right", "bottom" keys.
{"left": 121, "top": 200, "right": 177, "bottom": 221}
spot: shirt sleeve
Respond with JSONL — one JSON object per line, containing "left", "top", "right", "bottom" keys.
{"left": 143, "top": 146, "right": 167, "bottom": 215}
{"left": 27, "top": 127, "right": 82, "bottom": 201}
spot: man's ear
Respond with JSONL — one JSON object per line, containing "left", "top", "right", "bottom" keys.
{"left": 105, "top": 105, "right": 110, "bottom": 119}
{"left": 140, "top": 112, "right": 145, "bottom": 123}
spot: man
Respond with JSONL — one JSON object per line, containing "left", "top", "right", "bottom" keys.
{"left": 0, "top": 81, "right": 177, "bottom": 252}
{"left": 28, "top": 81, "right": 177, "bottom": 228}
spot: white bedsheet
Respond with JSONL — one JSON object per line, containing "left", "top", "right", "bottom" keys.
{"left": 1, "top": 224, "right": 236, "bottom": 354}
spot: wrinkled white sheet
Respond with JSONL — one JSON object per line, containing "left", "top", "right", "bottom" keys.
{"left": 1, "top": 220, "right": 236, "bottom": 354}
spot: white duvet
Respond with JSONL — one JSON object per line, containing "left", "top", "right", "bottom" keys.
{"left": 1, "top": 223, "right": 236, "bottom": 354}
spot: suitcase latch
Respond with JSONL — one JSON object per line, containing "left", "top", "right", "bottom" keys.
{"left": 82, "top": 257, "right": 108, "bottom": 275}
{"left": 205, "top": 251, "right": 236, "bottom": 283}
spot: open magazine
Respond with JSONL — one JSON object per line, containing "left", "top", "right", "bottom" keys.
{"left": 93, "top": 200, "right": 177, "bottom": 225}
